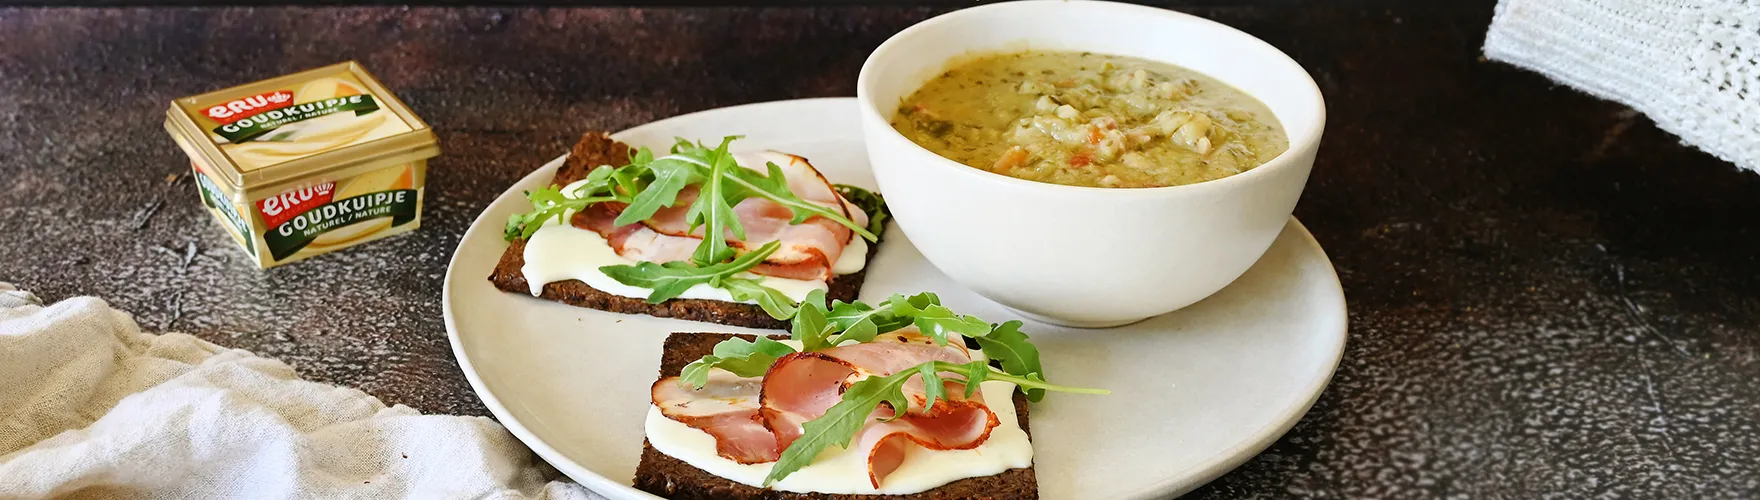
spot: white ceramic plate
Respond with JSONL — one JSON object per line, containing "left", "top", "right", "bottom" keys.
{"left": 444, "top": 97, "right": 1348, "bottom": 499}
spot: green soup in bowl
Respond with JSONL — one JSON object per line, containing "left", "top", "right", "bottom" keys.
{"left": 890, "top": 50, "right": 1288, "bottom": 189}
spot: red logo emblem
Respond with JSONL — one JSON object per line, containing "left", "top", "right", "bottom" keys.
{"left": 205, "top": 90, "right": 295, "bottom": 125}
{"left": 257, "top": 182, "right": 336, "bottom": 227}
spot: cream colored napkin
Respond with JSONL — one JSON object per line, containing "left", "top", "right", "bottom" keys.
{"left": 1484, "top": 0, "right": 1760, "bottom": 173}
{"left": 0, "top": 283, "right": 601, "bottom": 500}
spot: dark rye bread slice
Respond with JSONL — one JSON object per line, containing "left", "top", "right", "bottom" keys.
{"left": 635, "top": 333, "right": 1038, "bottom": 500}
{"left": 487, "top": 132, "right": 878, "bottom": 330}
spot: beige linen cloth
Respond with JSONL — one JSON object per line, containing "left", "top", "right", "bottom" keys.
{"left": 0, "top": 283, "right": 602, "bottom": 500}
{"left": 1484, "top": 0, "right": 1760, "bottom": 172}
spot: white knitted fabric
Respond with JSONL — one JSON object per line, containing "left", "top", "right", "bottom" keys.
{"left": 1484, "top": 0, "right": 1760, "bottom": 173}
{"left": 0, "top": 283, "right": 602, "bottom": 500}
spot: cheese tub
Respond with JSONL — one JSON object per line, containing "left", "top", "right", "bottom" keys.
{"left": 164, "top": 61, "right": 439, "bottom": 268}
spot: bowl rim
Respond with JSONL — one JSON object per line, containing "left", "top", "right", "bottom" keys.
{"left": 856, "top": 0, "right": 1327, "bottom": 197}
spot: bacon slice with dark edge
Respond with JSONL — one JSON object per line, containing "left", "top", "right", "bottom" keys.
{"left": 571, "top": 204, "right": 700, "bottom": 265}
{"left": 852, "top": 382, "right": 1000, "bottom": 488}
{"left": 649, "top": 332, "right": 1002, "bottom": 488}
{"left": 573, "top": 151, "right": 869, "bottom": 282}
{"left": 650, "top": 369, "right": 779, "bottom": 464}
{"left": 759, "top": 333, "right": 998, "bottom": 488}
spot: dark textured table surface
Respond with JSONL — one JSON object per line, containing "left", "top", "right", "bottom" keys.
{"left": 3, "top": 3, "right": 1758, "bottom": 498}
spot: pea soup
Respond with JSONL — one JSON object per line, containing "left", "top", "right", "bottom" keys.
{"left": 891, "top": 51, "right": 1288, "bottom": 188}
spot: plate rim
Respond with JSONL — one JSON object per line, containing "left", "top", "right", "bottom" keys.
{"left": 443, "top": 151, "right": 661, "bottom": 498}
{"left": 1153, "top": 218, "right": 1346, "bottom": 497}
{"left": 442, "top": 97, "right": 1347, "bottom": 500}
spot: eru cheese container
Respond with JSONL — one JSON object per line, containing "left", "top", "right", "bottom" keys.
{"left": 164, "top": 61, "right": 438, "bottom": 268}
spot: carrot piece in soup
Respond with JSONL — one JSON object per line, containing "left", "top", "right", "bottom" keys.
{"left": 993, "top": 147, "right": 1030, "bottom": 171}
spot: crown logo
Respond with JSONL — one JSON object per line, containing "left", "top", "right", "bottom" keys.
{"left": 205, "top": 90, "right": 296, "bottom": 125}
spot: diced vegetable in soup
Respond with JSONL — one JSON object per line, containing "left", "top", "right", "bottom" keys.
{"left": 891, "top": 51, "right": 1289, "bottom": 188}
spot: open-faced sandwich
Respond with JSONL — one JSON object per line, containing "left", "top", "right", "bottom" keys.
{"left": 637, "top": 290, "right": 1107, "bottom": 499}
{"left": 491, "top": 133, "right": 888, "bottom": 329}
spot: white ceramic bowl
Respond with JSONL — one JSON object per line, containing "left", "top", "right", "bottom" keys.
{"left": 857, "top": 0, "right": 1325, "bottom": 327}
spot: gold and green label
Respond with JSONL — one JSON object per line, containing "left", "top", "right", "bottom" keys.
{"left": 213, "top": 95, "right": 381, "bottom": 144}
{"left": 195, "top": 170, "right": 256, "bottom": 255}
{"left": 262, "top": 189, "right": 417, "bottom": 260}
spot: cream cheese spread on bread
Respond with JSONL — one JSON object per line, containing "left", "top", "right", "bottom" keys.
{"left": 521, "top": 219, "right": 863, "bottom": 303}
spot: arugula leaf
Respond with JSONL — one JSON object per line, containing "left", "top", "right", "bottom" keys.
{"left": 721, "top": 278, "right": 799, "bottom": 321}
{"left": 764, "top": 359, "right": 1108, "bottom": 486}
{"left": 679, "top": 336, "right": 798, "bottom": 389}
{"left": 949, "top": 361, "right": 1107, "bottom": 394}
{"left": 911, "top": 362, "right": 948, "bottom": 417}
{"left": 610, "top": 164, "right": 648, "bottom": 199}
{"left": 884, "top": 293, "right": 988, "bottom": 346}
{"left": 685, "top": 137, "right": 747, "bottom": 265}
{"left": 598, "top": 240, "right": 780, "bottom": 303}
{"left": 961, "top": 360, "right": 989, "bottom": 398}
{"left": 669, "top": 137, "right": 705, "bottom": 157}
{"left": 913, "top": 304, "right": 991, "bottom": 345}
{"left": 823, "top": 298, "right": 913, "bottom": 345}
{"left": 790, "top": 289, "right": 836, "bottom": 351}
{"left": 503, "top": 193, "right": 552, "bottom": 241}
{"left": 971, "top": 320, "right": 1048, "bottom": 401}
{"left": 972, "top": 320, "right": 1043, "bottom": 377}
{"left": 577, "top": 163, "right": 621, "bottom": 194}
{"left": 833, "top": 184, "right": 890, "bottom": 238}
{"left": 897, "top": 292, "right": 941, "bottom": 310}
{"left": 614, "top": 154, "right": 704, "bottom": 226}
{"left": 823, "top": 300, "right": 886, "bottom": 345}
{"left": 503, "top": 165, "right": 626, "bottom": 241}
{"left": 727, "top": 162, "right": 878, "bottom": 243}
{"left": 630, "top": 144, "right": 655, "bottom": 165}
